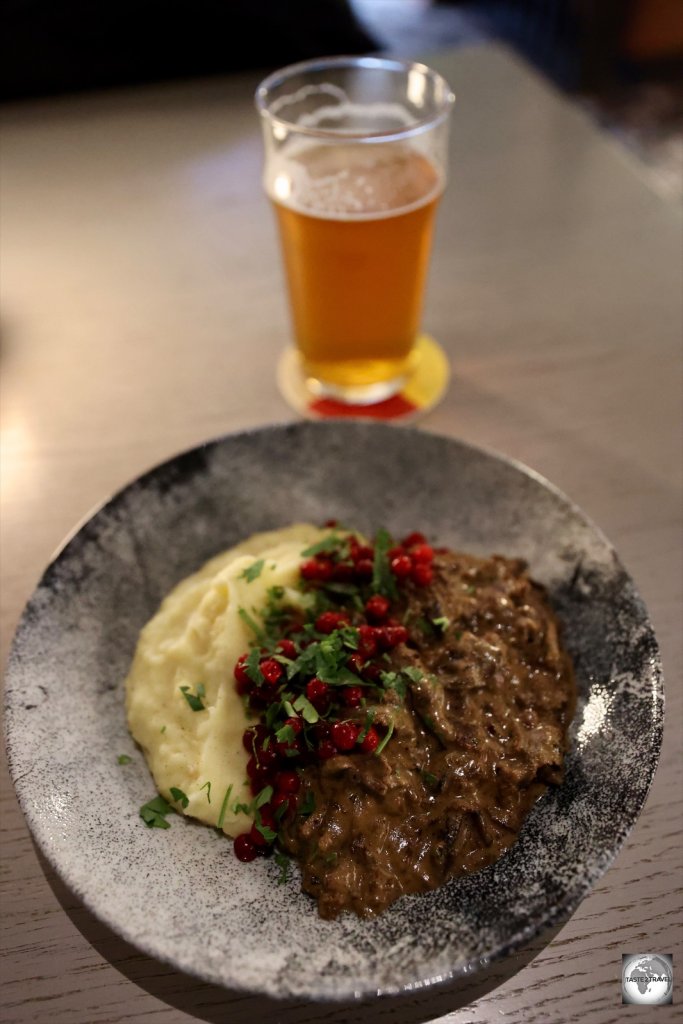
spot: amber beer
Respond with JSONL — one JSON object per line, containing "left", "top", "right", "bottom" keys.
{"left": 270, "top": 144, "right": 443, "bottom": 395}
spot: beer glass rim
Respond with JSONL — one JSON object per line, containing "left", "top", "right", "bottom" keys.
{"left": 255, "top": 55, "right": 455, "bottom": 142}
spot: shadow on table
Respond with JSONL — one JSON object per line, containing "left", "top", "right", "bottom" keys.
{"left": 38, "top": 843, "right": 566, "bottom": 1024}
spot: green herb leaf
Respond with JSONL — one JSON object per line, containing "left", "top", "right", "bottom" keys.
{"left": 421, "top": 770, "right": 439, "bottom": 788}
{"left": 274, "top": 851, "right": 291, "bottom": 883}
{"left": 374, "top": 720, "right": 395, "bottom": 756}
{"left": 372, "top": 527, "right": 398, "bottom": 599}
{"left": 301, "top": 533, "right": 342, "bottom": 558}
{"left": 240, "top": 559, "right": 265, "bottom": 582}
{"left": 292, "top": 693, "right": 319, "bottom": 724}
{"left": 170, "top": 786, "right": 189, "bottom": 808}
{"left": 255, "top": 822, "right": 277, "bottom": 844}
{"left": 199, "top": 780, "right": 212, "bottom": 803}
{"left": 402, "top": 666, "right": 424, "bottom": 684}
{"left": 379, "top": 670, "right": 407, "bottom": 700}
{"left": 140, "top": 795, "right": 172, "bottom": 829}
{"left": 432, "top": 616, "right": 450, "bottom": 632}
{"left": 299, "top": 791, "right": 316, "bottom": 816}
{"left": 274, "top": 723, "right": 295, "bottom": 744}
{"left": 117, "top": 754, "right": 132, "bottom": 765}
{"left": 238, "top": 607, "right": 265, "bottom": 643}
{"left": 160, "top": 725, "right": 167, "bottom": 734}
{"left": 254, "top": 785, "right": 274, "bottom": 810}
{"left": 180, "top": 683, "right": 206, "bottom": 711}
{"left": 217, "top": 784, "right": 233, "bottom": 829}
{"left": 357, "top": 708, "right": 376, "bottom": 744}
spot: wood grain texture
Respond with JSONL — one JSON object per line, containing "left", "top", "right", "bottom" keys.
{"left": 1, "top": 44, "right": 681, "bottom": 1024}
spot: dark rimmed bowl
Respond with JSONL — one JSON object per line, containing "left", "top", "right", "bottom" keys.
{"left": 5, "top": 421, "right": 663, "bottom": 999}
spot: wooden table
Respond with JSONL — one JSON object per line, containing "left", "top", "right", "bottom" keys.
{"left": 1, "top": 44, "right": 681, "bottom": 1024}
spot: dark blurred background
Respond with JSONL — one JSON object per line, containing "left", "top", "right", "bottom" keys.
{"left": 2, "top": 0, "right": 681, "bottom": 195}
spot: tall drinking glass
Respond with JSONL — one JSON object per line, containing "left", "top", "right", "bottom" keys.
{"left": 256, "top": 57, "right": 454, "bottom": 405}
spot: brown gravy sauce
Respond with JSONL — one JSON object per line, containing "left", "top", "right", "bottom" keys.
{"left": 280, "top": 550, "right": 576, "bottom": 919}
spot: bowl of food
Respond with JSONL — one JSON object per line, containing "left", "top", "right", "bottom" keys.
{"left": 4, "top": 421, "right": 663, "bottom": 999}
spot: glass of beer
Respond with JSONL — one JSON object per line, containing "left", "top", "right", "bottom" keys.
{"left": 256, "top": 57, "right": 454, "bottom": 405}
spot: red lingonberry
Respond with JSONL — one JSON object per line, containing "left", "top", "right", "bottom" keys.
{"left": 358, "top": 624, "right": 379, "bottom": 658}
{"left": 342, "top": 685, "right": 364, "bottom": 708}
{"left": 256, "top": 743, "right": 278, "bottom": 770}
{"left": 283, "top": 715, "right": 303, "bottom": 735}
{"left": 259, "top": 657, "right": 283, "bottom": 685}
{"left": 347, "top": 651, "right": 365, "bottom": 675}
{"left": 234, "top": 654, "right": 251, "bottom": 694}
{"left": 351, "top": 543, "right": 374, "bottom": 563}
{"left": 359, "top": 726, "right": 379, "bottom": 753}
{"left": 274, "top": 770, "right": 300, "bottom": 794}
{"left": 362, "top": 662, "right": 382, "bottom": 683}
{"left": 317, "top": 739, "right": 337, "bottom": 760}
{"left": 234, "top": 833, "right": 257, "bottom": 862}
{"left": 388, "top": 546, "right": 405, "bottom": 560}
{"left": 390, "top": 554, "right": 413, "bottom": 579}
{"left": 331, "top": 720, "right": 360, "bottom": 752}
{"left": 242, "top": 727, "right": 257, "bottom": 753}
{"left": 409, "top": 543, "right": 434, "bottom": 564}
{"left": 402, "top": 531, "right": 427, "bottom": 548}
{"left": 411, "top": 563, "right": 434, "bottom": 586}
{"left": 306, "top": 678, "right": 329, "bottom": 707}
{"left": 315, "top": 610, "right": 350, "bottom": 634}
{"left": 313, "top": 720, "right": 330, "bottom": 740}
{"left": 300, "top": 558, "right": 321, "bottom": 580}
{"left": 378, "top": 624, "right": 408, "bottom": 649}
{"left": 365, "top": 594, "right": 390, "bottom": 622}
{"left": 272, "top": 791, "right": 297, "bottom": 817}
{"left": 277, "top": 638, "right": 297, "bottom": 659}
{"left": 331, "top": 562, "right": 355, "bottom": 583}
{"left": 354, "top": 558, "right": 374, "bottom": 581}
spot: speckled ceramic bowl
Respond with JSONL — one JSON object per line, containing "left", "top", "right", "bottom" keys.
{"left": 5, "top": 422, "right": 663, "bottom": 1000}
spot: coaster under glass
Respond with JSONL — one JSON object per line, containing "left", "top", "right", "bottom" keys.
{"left": 277, "top": 335, "right": 450, "bottom": 422}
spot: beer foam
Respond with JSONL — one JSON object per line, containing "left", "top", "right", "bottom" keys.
{"left": 269, "top": 89, "right": 415, "bottom": 135}
{"left": 267, "top": 142, "right": 443, "bottom": 221}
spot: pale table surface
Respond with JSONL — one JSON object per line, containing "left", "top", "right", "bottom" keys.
{"left": 1, "top": 43, "right": 681, "bottom": 1024}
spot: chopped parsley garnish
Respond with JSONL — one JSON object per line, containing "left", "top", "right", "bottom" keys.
{"left": 253, "top": 785, "right": 274, "bottom": 809}
{"left": 372, "top": 528, "right": 398, "bottom": 599}
{"left": 292, "top": 693, "right": 319, "bottom": 724}
{"left": 299, "top": 791, "right": 315, "bottom": 816}
{"left": 274, "top": 851, "right": 291, "bottom": 883}
{"left": 301, "top": 533, "right": 344, "bottom": 558}
{"left": 170, "top": 786, "right": 189, "bottom": 808}
{"left": 238, "top": 607, "right": 265, "bottom": 642}
{"left": 240, "top": 558, "right": 265, "bottom": 582}
{"left": 180, "top": 683, "right": 206, "bottom": 711}
{"left": 199, "top": 781, "right": 212, "bottom": 803}
{"left": 357, "top": 708, "right": 376, "bottom": 744}
{"left": 432, "top": 616, "right": 450, "bottom": 632}
{"left": 217, "top": 785, "right": 233, "bottom": 829}
{"left": 421, "top": 770, "right": 439, "bottom": 788}
{"left": 374, "top": 720, "right": 395, "bottom": 756}
{"left": 255, "top": 822, "right": 277, "bottom": 844}
{"left": 140, "top": 795, "right": 172, "bottom": 829}
{"left": 117, "top": 754, "right": 132, "bottom": 765}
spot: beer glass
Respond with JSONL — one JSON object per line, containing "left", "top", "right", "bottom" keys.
{"left": 256, "top": 57, "right": 454, "bottom": 406}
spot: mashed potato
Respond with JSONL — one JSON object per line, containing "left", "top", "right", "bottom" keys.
{"left": 125, "top": 523, "right": 327, "bottom": 836}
